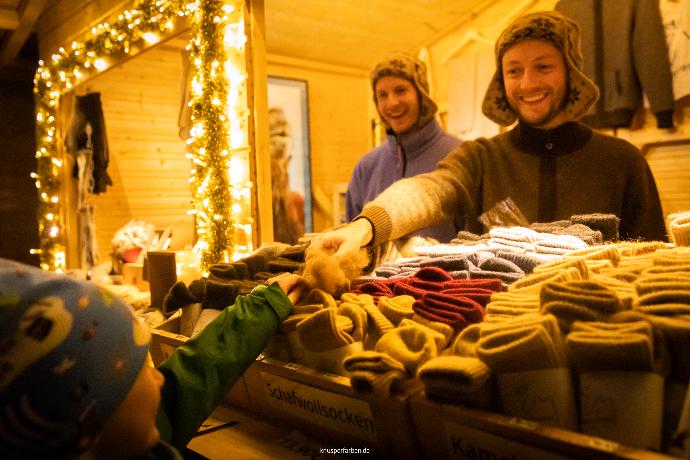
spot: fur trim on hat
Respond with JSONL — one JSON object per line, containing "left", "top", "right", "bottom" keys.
{"left": 370, "top": 52, "right": 438, "bottom": 132}
{"left": 481, "top": 11, "right": 599, "bottom": 126}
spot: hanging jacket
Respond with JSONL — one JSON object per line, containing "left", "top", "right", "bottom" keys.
{"left": 65, "top": 92, "right": 113, "bottom": 194}
{"left": 556, "top": 0, "right": 675, "bottom": 129}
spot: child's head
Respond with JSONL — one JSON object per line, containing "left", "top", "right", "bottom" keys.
{"left": 0, "top": 259, "right": 157, "bottom": 458}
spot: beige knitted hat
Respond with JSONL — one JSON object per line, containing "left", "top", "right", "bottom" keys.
{"left": 481, "top": 11, "right": 599, "bottom": 126}
{"left": 370, "top": 52, "right": 438, "bottom": 132}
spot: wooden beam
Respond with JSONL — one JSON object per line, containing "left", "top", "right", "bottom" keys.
{"left": 1, "top": 0, "right": 50, "bottom": 66}
{"left": 0, "top": 8, "right": 19, "bottom": 30}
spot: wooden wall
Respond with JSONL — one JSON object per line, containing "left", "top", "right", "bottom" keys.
{"left": 66, "top": 43, "right": 194, "bottom": 261}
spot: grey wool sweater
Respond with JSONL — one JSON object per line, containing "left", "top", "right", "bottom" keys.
{"left": 360, "top": 122, "right": 667, "bottom": 246}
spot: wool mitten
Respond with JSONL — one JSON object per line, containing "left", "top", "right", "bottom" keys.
{"left": 163, "top": 280, "right": 198, "bottom": 315}
{"left": 343, "top": 351, "right": 408, "bottom": 397}
{"left": 375, "top": 324, "right": 445, "bottom": 375}
{"left": 377, "top": 295, "right": 415, "bottom": 325}
{"left": 296, "top": 308, "right": 355, "bottom": 351}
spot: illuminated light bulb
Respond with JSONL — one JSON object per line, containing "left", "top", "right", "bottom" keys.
{"left": 46, "top": 213, "right": 54, "bottom": 220}
{"left": 50, "top": 196, "right": 59, "bottom": 203}
{"left": 142, "top": 32, "right": 159, "bottom": 44}
{"left": 93, "top": 59, "right": 107, "bottom": 71}
{"left": 49, "top": 226, "right": 58, "bottom": 237}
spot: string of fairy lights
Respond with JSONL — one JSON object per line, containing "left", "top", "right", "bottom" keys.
{"left": 32, "top": 0, "right": 252, "bottom": 272}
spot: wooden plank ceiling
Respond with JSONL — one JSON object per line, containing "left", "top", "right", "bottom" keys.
{"left": 264, "top": 0, "right": 494, "bottom": 69}
{"left": 0, "top": 0, "right": 495, "bottom": 70}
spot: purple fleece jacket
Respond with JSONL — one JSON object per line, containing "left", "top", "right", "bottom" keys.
{"left": 346, "top": 119, "right": 462, "bottom": 243}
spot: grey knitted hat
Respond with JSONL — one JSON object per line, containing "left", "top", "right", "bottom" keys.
{"left": 370, "top": 52, "right": 438, "bottom": 132}
{"left": 481, "top": 11, "right": 599, "bottom": 126}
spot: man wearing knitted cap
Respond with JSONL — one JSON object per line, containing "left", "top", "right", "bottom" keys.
{"left": 345, "top": 52, "right": 463, "bottom": 243}
{"left": 316, "top": 11, "right": 666, "bottom": 259}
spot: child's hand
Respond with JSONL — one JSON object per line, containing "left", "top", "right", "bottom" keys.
{"left": 266, "top": 273, "right": 307, "bottom": 305}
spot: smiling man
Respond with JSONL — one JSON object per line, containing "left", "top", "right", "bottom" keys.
{"left": 315, "top": 11, "right": 667, "bottom": 259}
{"left": 345, "top": 52, "right": 463, "bottom": 243}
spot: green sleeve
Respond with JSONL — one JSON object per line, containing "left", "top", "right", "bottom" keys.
{"left": 155, "top": 282, "right": 292, "bottom": 449}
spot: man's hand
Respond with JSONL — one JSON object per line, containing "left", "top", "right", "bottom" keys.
{"left": 309, "top": 219, "right": 373, "bottom": 257}
{"left": 266, "top": 273, "right": 307, "bottom": 305}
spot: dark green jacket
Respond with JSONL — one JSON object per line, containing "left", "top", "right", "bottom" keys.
{"left": 138, "top": 283, "right": 292, "bottom": 459}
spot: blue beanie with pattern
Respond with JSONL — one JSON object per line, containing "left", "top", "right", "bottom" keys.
{"left": 0, "top": 258, "right": 150, "bottom": 457}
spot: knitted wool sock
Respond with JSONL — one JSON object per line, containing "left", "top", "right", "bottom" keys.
{"left": 469, "top": 268, "right": 523, "bottom": 286}
{"left": 340, "top": 292, "right": 375, "bottom": 309}
{"left": 570, "top": 213, "right": 620, "bottom": 242}
{"left": 266, "top": 257, "right": 303, "bottom": 274}
{"left": 392, "top": 280, "right": 428, "bottom": 299}
{"left": 555, "top": 223, "right": 603, "bottom": 245}
{"left": 640, "top": 264, "right": 690, "bottom": 277}
{"left": 362, "top": 303, "right": 396, "bottom": 349}
{"left": 442, "top": 287, "right": 494, "bottom": 307}
{"left": 489, "top": 227, "right": 539, "bottom": 246}
{"left": 343, "top": 351, "right": 408, "bottom": 397}
{"left": 495, "top": 251, "right": 544, "bottom": 274}
{"left": 419, "top": 255, "right": 474, "bottom": 272}
{"left": 296, "top": 308, "right": 355, "bottom": 351}
{"left": 278, "top": 243, "right": 308, "bottom": 262}
{"left": 163, "top": 280, "right": 198, "bottom": 315}
{"left": 375, "top": 324, "right": 445, "bottom": 375}
{"left": 476, "top": 324, "right": 564, "bottom": 373}
{"left": 443, "top": 277, "right": 503, "bottom": 292}
{"left": 540, "top": 280, "right": 625, "bottom": 331}
{"left": 617, "top": 241, "right": 668, "bottom": 257}
{"left": 533, "top": 257, "right": 590, "bottom": 278}
{"left": 667, "top": 211, "right": 690, "bottom": 246}
{"left": 508, "top": 267, "right": 583, "bottom": 294}
{"left": 485, "top": 293, "right": 540, "bottom": 317}
{"left": 377, "top": 295, "right": 415, "bottom": 325}
{"left": 480, "top": 313, "right": 563, "bottom": 346}
{"left": 352, "top": 280, "right": 394, "bottom": 298}
{"left": 590, "top": 274, "right": 637, "bottom": 306}
{"left": 297, "top": 288, "right": 337, "bottom": 310}
{"left": 530, "top": 220, "right": 572, "bottom": 233}
{"left": 404, "top": 316, "right": 455, "bottom": 349}
{"left": 534, "top": 233, "right": 588, "bottom": 255}
{"left": 565, "top": 329, "right": 655, "bottom": 373}
{"left": 337, "top": 302, "right": 367, "bottom": 342}
{"left": 280, "top": 313, "right": 312, "bottom": 333}
{"left": 208, "top": 263, "right": 240, "bottom": 280}
{"left": 448, "top": 323, "right": 483, "bottom": 357}
{"left": 239, "top": 253, "right": 269, "bottom": 278}
{"left": 418, "top": 356, "right": 492, "bottom": 397}
{"left": 413, "top": 292, "right": 485, "bottom": 331}
{"left": 564, "top": 244, "right": 622, "bottom": 267}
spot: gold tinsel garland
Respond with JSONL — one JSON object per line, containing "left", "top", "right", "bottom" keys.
{"left": 32, "top": 0, "right": 247, "bottom": 271}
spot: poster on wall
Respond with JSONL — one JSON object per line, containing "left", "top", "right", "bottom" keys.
{"left": 267, "top": 76, "right": 313, "bottom": 240}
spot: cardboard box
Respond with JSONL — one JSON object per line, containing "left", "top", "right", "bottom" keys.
{"left": 243, "top": 356, "right": 419, "bottom": 459}
{"left": 150, "top": 311, "right": 252, "bottom": 412}
{"left": 409, "top": 393, "right": 676, "bottom": 459}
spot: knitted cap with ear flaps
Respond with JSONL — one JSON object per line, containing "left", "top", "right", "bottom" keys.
{"left": 370, "top": 52, "right": 438, "bottom": 132}
{"left": 481, "top": 11, "right": 599, "bottom": 126}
